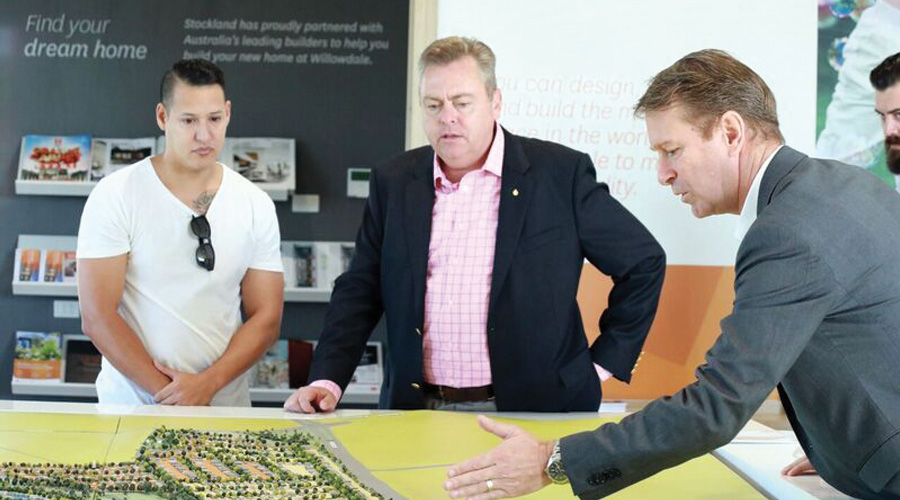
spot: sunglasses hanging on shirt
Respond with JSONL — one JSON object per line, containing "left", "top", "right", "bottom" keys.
{"left": 190, "top": 214, "right": 215, "bottom": 271}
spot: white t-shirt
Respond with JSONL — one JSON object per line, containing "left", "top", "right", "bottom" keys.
{"left": 77, "top": 157, "right": 283, "bottom": 406}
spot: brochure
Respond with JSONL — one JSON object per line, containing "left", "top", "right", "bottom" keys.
{"left": 13, "top": 331, "right": 62, "bottom": 381}
{"left": 222, "top": 137, "right": 296, "bottom": 192}
{"left": 14, "top": 248, "right": 42, "bottom": 282}
{"left": 91, "top": 137, "right": 155, "bottom": 181}
{"left": 19, "top": 135, "right": 91, "bottom": 182}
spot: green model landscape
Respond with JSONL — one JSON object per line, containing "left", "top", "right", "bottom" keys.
{"left": 0, "top": 426, "right": 386, "bottom": 499}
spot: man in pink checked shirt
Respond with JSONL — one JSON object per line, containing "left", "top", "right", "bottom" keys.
{"left": 284, "top": 37, "right": 665, "bottom": 414}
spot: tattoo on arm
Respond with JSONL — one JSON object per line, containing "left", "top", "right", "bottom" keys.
{"left": 193, "top": 190, "right": 217, "bottom": 214}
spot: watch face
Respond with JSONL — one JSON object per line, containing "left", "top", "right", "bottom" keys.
{"left": 548, "top": 459, "right": 567, "bottom": 483}
{"left": 546, "top": 443, "right": 568, "bottom": 484}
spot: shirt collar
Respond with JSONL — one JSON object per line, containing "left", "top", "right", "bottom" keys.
{"left": 433, "top": 123, "right": 504, "bottom": 190}
{"left": 735, "top": 145, "right": 783, "bottom": 241}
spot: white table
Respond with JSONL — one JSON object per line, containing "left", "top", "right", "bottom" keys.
{"left": 715, "top": 420, "right": 853, "bottom": 499}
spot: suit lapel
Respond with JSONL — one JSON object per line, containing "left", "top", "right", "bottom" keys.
{"left": 490, "top": 133, "right": 534, "bottom": 309}
{"left": 757, "top": 146, "right": 807, "bottom": 215}
{"left": 406, "top": 151, "right": 436, "bottom": 326}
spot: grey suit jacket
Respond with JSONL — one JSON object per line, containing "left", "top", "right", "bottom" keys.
{"left": 561, "top": 147, "right": 900, "bottom": 499}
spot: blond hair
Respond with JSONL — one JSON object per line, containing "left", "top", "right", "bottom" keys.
{"left": 419, "top": 36, "right": 497, "bottom": 95}
{"left": 635, "top": 49, "right": 783, "bottom": 142}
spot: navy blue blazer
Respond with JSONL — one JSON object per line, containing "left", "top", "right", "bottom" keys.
{"left": 309, "top": 130, "right": 665, "bottom": 411}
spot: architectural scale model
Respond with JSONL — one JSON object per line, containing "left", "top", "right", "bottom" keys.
{"left": 0, "top": 426, "right": 387, "bottom": 499}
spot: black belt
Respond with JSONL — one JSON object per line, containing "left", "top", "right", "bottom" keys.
{"left": 423, "top": 383, "right": 494, "bottom": 403}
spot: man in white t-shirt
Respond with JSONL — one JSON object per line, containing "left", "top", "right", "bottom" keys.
{"left": 77, "top": 59, "right": 284, "bottom": 407}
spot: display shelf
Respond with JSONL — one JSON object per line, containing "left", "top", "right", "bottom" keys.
{"left": 15, "top": 179, "right": 96, "bottom": 196}
{"left": 17, "top": 234, "right": 77, "bottom": 250}
{"left": 15, "top": 284, "right": 331, "bottom": 301}
{"left": 13, "top": 280, "right": 329, "bottom": 301}
{"left": 17, "top": 175, "right": 287, "bottom": 201}
{"left": 12, "top": 281, "right": 77, "bottom": 297}
{"left": 12, "top": 235, "right": 78, "bottom": 296}
{"left": 11, "top": 380, "right": 380, "bottom": 406}
{"left": 12, "top": 380, "right": 96, "bottom": 398}
{"left": 281, "top": 240, "right": 353, "bottom": 301}
{"left": 262, "top": 186, "right": 290, "bottom": 201}
{"left": 283, "top": 286, "right": 332, "bottom": 302}
{"left": 13, "top": 235, "right": 339, "bottom": 302}
{"left": 342, "top": 383, "right": 381, "bottom": 403}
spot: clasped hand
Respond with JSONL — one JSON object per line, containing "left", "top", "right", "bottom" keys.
{"left": 153, "top": 360, "right": 217, "bottom": 406}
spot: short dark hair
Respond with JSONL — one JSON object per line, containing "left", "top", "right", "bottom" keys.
{"left": 159, "top": 59, "right": 226, "bottom": 109}
{"left": 635, "top": 49, "right": 783, "bottom": 143}
{"left": 870, "top": 52, "right": 900, "bottom": 91}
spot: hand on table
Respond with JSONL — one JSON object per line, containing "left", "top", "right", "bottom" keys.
{"left": 782, "top": 456, "right": 817, "bottom": 476}
{"left": 283, "top": 386, "right": 337, "bottom": 414}
{"left": 444, "top": 415, "right": 554, "bottom": 499}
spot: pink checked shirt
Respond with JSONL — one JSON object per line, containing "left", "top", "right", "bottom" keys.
{"left": 312, "top": 125, "right": 609, "bottom": 401}
{"left": 421, "top": 125, "right": 506, "bottom": 387}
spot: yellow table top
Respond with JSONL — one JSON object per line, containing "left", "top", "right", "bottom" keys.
{"left": 0, "top": 406, "right": 763, "bottom": 499}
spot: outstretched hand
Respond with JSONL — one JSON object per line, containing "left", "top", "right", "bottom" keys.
{"left": 443, "top": 416, "right": 554, "bottom": 499}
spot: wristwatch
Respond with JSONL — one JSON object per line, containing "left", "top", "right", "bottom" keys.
{"left": 545, "top": 441, "right": 569, "bottom": 485}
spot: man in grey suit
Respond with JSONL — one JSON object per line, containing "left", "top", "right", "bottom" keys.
{"left": 443, "top": 49, "right": 900, "bottom": 500}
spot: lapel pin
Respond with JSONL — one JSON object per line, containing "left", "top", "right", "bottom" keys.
{"left": 512, "top": 188, "right": 520, "bottom": 197}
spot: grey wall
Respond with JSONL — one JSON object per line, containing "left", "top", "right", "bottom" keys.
{"left": 0, "top": 0, "right": 408, "bottom": 397}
